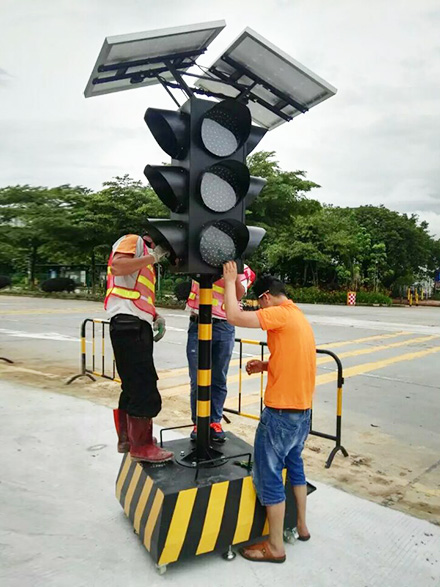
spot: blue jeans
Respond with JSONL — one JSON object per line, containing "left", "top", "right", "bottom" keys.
{"left": 187, "top": 320, "right": 235, "bottom": 423}
{"left": 253, "top": 407, "right": 311, "bottom": 506}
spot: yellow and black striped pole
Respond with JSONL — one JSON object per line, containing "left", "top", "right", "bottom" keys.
{"left": 196, "top": 275, "right": 213, "bottom": 459}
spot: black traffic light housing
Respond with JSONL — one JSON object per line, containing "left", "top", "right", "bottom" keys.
{"left": 144, "top": 97, "right": 267, "bottom": 274}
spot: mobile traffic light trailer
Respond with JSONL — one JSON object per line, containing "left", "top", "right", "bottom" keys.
{"left": 84, "top": 20, "right": 336, "bottom": 574}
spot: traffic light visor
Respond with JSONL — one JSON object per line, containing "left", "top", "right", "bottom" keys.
{"left": 144, "top": 219, "right": 187, "bottom": 264}
{"left": 145, "top": 108, "right": 189, "bottom": 160}
{"left": 144, "top": 165, "right": 188, "bottom": 213}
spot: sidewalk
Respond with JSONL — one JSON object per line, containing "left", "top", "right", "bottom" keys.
{"left": 0, "top": 380, "right": 439, "bottom": 587}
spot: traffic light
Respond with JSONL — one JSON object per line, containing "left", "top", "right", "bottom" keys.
{"left": 144, "top": 97, "right": 267, "bottom": 274}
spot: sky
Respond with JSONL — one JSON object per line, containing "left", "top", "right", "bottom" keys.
{"left": 1, "top": 0, "right": 439, "bottom": 237}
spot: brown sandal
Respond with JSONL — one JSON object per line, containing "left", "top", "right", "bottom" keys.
{"left": 239, "top": 540, "right": 286, "bottom": 563}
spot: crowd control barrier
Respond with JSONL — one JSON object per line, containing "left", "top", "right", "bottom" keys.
{"left": 68, "top": 319, "right": 348, "bottom": 468}
{"left": 224, "top": 339, "right": 348, "bottom": 468}
{"left": 67, "top": 318, "right": 118, "bottom": 384}
{"left": 0, "top": 356, "right": 14, "bottom": 364}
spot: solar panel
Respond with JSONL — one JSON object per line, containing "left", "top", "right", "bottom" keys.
{"left": 84, "top": 20, "right": 226, "bottom": 98}
{"left": 195, "top": 27, "right": 337, "bottom": 130}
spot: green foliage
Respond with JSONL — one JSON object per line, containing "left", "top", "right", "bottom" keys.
{"left": 285, "top": 286, "right": 392, "bottom": 306}
{"left": 0, "top": 155, "right": 439, "bottom": 303}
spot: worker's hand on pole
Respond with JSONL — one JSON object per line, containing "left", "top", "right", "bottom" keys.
{"left": 246, "top": 359, "right": 265, "bottom": 375}
{"left": 153, "top": 315, "right": 166, "bottom": 342}
{"left": 223, "top": 261, "right": 237, "bottom": 282}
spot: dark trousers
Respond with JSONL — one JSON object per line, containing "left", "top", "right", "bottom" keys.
{"left": 109, "top": 314, "right": 161, "bottom": 418}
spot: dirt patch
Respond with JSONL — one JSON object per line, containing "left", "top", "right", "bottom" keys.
{"left": 1, "top": 360, "right": 439, "bottom": 526}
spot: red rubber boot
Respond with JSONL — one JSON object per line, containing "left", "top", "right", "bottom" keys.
{"left": 113, "top": 409, "right": 130, "bottom": 453}
{"left": 127, "top": 415, "right": 173, "bottom": 463}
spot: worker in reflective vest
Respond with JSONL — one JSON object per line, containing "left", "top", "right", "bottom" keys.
{"left": 105, "top": 233, "right": 172, "bottom": 463}
{"left": 186, "top": 264, "right": 255, "bottom": 442}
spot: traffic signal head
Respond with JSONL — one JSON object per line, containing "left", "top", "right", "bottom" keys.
{"left": 144, "top": 97, "right": 267, "bottom": 274}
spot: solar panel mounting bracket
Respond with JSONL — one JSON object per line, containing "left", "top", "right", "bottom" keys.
{"left": 91, "top": 49, "right": 204, "bottom": 97}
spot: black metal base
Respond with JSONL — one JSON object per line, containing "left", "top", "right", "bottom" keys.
{"left": 116, "top": 431, "right": 317, "bottom": 568}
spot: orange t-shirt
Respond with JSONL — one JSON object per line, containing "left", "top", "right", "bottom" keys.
{"left": 257, "top": 299, "right": 316, "bottom": 409}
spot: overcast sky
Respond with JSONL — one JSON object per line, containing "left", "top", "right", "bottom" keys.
{"left": 1, "top": 0, "right": 439, "bottom": 237}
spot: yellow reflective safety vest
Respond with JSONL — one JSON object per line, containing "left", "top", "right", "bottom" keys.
{"left": 104, "top": 242, "right": 156, "bottom": 319}
{"left": 187, "top": 265, "right": 255, "bottom": 319}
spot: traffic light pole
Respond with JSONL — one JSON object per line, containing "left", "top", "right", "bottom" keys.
{"left": 196, "top": 274, "right": 213, "bottom": 459}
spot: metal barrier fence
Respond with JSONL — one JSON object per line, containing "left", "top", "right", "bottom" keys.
{"left": 0, "top": 356, "right": 14, "bottom": 364}
{"left": 68, "top": 318, "right": 348, "bottom": 467}
{"left": 67, "top": 318, "right": 118, "bottom": 384}
{"left": 223, "top": 339, "right": 348, "bottom": 468}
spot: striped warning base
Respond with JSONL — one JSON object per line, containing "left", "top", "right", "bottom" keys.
{"left": 116, "top": 433, "right": 316, "bottom": 568}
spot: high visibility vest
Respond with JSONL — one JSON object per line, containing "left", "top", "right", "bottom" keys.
{"left": 104, "top": 242, "right": 156, "bottom": 319}
{"left": 187, "top": 265, "right": 255, "bottom": 319}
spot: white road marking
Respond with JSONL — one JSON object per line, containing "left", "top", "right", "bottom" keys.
{"left": 0, "top": 328, "right": 79, "bottom": 342}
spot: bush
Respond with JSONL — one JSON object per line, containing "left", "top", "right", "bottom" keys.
{"left": 0, "top": 275, "right": 11, "bottom": 290}
{"left": 40, "top": 277, "right": 76, "bottom": 293}
{"left": 354, "top": 291, "right": 392, "bottom": 305}
{"left": 284, "top": 286, "right": 392, "bottom": 306}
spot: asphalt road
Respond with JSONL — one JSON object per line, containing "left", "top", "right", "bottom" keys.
{"left": 1, "top": 295, "right": 439, "bottom": 444}
{"left": 1, "top": 294, "right": 439, "bottom": 522}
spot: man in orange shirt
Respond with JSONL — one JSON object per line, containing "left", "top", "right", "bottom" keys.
{"left": 223, "top": 261, "right": 316, "bottom": 563}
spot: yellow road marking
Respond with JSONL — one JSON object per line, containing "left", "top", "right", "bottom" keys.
{"left": 225, "top": 345, "right": 440, "bottom": 410}
{"left": 315, "top": 345, "right": 440, "bottom": 386}
{"left": 160, "top": 333, "right": 437, "bottom": 397}
{"left": 318, "top": 331, "right": 411, "bottom": 349}
{"left": 157, "top": 331, "right": 412, "bottom": 383}
{"left": 317, "top": 335, "right": 439, "bottom": 365}
{"left": 410, "top": 482, "right": 440, "bottom": 498}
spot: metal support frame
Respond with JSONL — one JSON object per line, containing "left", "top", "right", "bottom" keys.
{"left": 221, "top": 55, "right": 309, "bottom": 114}
{"left": 93, "top": 49, "right": 205, "bottom": 87}
{"left": 92, "top": 45, "right": 307, "bottom": 124}
{"left": 208, "top": 66, "right": 292, "bottom": 122}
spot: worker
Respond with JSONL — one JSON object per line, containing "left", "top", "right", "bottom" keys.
{"left": 223, "top": 262, "right": 316, "bottom": 563}
{"left": 186, "top": 264, "right": 255, "bottom": 442}
{"left": 105, "top": 233, "right": 172, "bottom": 463}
